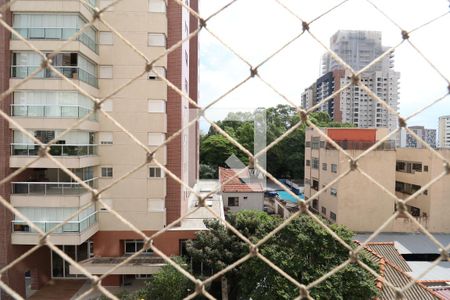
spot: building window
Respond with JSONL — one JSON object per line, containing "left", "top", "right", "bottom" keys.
{"left": 395, "top": 181, "right": 421, "bottom": 195}
{"left": 101, "top": 167, "right": 113, "bottom": 178}
{"left": 124, "top": 240, "right": 153, "bottom": 255}
{"left": 330, "top": 211, "right": 336, "bottom": 221}
{"left": 424, "top": 165, "right": 429, "bottom": 172}
{"left": 149, "top": 167, "right": 163, "bottom": 178}
{"left": 312, "top": 179, "right": 319, "bottom": 191}
{"left": 322, "top": 163, "right": 327, "bottom": 171}
{"left": 99, "top": 32, "right": 113, "bottom": 45}
{"left": 101, "top": 99, "right": 113, "bottom": 112}
{"left": 412, "top": 163, "right": 422, "bottom": 172}
{"left": 148, "top": 67, "right": 166, "bottom": 80}
{"left": 148, "top": 99, "right": 166, "bottom": 113}
{"left": 311, "top": 137, "right": 320, "bottom": 149}
{"left": 331, "top": 164, "right": 337, "bottom": 173}
{"left": 148, "top": 133, "right": 165, "bottom": 146}
{"left": 228, "top": 197, "right": 239, "bottom": 207}
{"left": 148, "top": 33, "right": 166, "bottom": 47}
{"left": 330, "top": 188, "right": 337, "bottom": 197}
{"left": 99, "top": 132, "right": 113, "bottom": 144}
{"left": 321, "top": 206, "right": 326, "bottom": 215}
{"left": 306, "top": 160, "right": 310, "bottom": 167}
{"left": 312, "top": 158, "right": 319, "bottom": 169}
{"left": 305, "top": 141, "right": 311, "bottom": 148}
{"left": 149, "top": 0, "right": 166, "bottom": 12}
{"left": 99, "top": 65, "right": 113, "bottom": 79}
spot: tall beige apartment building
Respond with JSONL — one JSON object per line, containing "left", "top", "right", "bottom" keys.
{"left": 0, "top": 0, "right": 199, "bottom": 295}
{"left": 304, "top": 128, "right": 450, "bottom": 233}
{"left": 438, "top": 115, "right": 450, "bottom": 148}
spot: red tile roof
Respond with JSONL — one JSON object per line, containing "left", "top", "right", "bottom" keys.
{"left": 219, "top": 167, "right": 264, "bottom": 193}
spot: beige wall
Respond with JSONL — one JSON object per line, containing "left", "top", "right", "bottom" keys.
{"left": 305, "top": 129, "right": 450, "bottom": 233}
{"left": 222, "top": 192, "right": 264, "bottom": 213}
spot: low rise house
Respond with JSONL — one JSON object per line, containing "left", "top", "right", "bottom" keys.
{"left": 219, "top": 167, "right": 264, "bottom": 213}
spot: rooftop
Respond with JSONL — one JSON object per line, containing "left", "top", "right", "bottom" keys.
{"left": 219, "top": 167, "right": 264, "bottom": 193}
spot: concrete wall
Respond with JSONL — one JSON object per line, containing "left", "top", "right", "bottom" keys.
{"left": 223, "top": 192, "right": 264, "bottom": 213}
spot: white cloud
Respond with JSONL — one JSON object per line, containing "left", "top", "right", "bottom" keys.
{"left": 198, "top": 0, "right": 450, "bottom": 132}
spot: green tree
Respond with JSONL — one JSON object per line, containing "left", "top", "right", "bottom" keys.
{"left": 137, "top": 257, "right": 194, "bottom": 300}
{"left": 187, "top": 211, "right": 378, "bottom": 300}
{"left": 200, "top": 105, "right": 354, "bottom": 179}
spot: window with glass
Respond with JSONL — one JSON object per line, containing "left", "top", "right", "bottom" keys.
{"left": 322, "top": 163, "right": 327, "bottom": 171}
{"left": 312, "top": 158, "right": 319, "bottom": 169}
{"left": 13, "top": 205, "right": 96, "bottom": 234}
{"left": 12, "top": 90, "right": 94, "bottom": 119}
{"left": 311, "top": 137, "right": 320, "bottom": 149}
{"left": 101, "top": 167, "right": 113, "bottom": 178}
{"left": 228, "top": 197, "right": 239, "bottom": 207}
{"left": 149, "top": 167, "right": 163, "bottom": 178}
{"left": 11, "top": 52, "right": 98, "bottom": 87}
{"left": 12, "top": 14, "right": 97, "bottom": 53}
{"left": 124, "top": 240, "right": 153, "bottom": 255}
{"left": 331, "top": 164, "right": 337, "bottom": 173}
{"left": 330, "top": 188, "right": 337, "bottom": 197}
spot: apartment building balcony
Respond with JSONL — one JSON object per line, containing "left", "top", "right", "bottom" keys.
{"left": 10, "top": 0, "right": 97, "bottom": 24}
{"left": 11, "top": 52, "right": 98, "bottom": 88}
{"left": 12, "top": 177, "right": 96, "bottom": 196}
{"left": 12, "top": 27, "right": 98, "bottom": 54}
{"left": 11, "top": 212, "right": 98, "bottom": 245}
{"left": 10, "top": 144, "right": 99, "bottom": 168}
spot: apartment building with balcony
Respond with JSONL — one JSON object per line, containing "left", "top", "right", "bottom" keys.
{"left": 0, "top": 0, "right": 199, "bottom": 296}
{"left": 304, "top": 127, "right": 450, "bottom": 234}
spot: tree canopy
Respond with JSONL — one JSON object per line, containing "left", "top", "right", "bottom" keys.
{"left": 186, "top": 211, "right": 378, "bottom": 300}
{"left": 200, "top": 105, "right": 353, "bottom": 179}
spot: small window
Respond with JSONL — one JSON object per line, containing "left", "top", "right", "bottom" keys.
{"left": 99, "top": 132, "right": 113, "bottom": 145}
{"left": 149, "top": 0, "right": 166, "bottom": 12}
{"left": 148, "top": 67, "right": 166, "bottom": 80}
{"left": 148, "top": 133, "right": 165, "bottom": 146}
{"left": 322, "top": 163, "right": 327, "bottom": 171}
{"left": 424, "top": 165, "right": 429, "bottom": 172}
{"left": 330, "top": 211, "right": 336, "bottom": 221}
{"left": 330, "top": 188, "right": 337, "bottom": 197}
{"left": 312, "top": 158, "right": 319, "bottom": 169}
{"left": 99, "top": 66, "right": 113, "bottom": 79}
{"left": 101, "top": 167, "right": 113, "bottom": 178}
{"left": 412, "top": 163, "right": 422, "bottom": 172}
{"left": 305, "top": 141, "right": 311, "bottom": 148}
{"left": 306, "top": 160, "right": 311, "bottom": 167}
{"left": 331, "top": 164, "right": 337, "bottom": 173}
{"left": 148, "top": 99, "right": 166, "bottom": 113}
{"left": 148, "top": 33, "right": 166, "bottom": 47}
{"left": 99, "top": 32, "right": 113, "bottom": 45}
{"left": 101, "top": 99, "right": 113, "bottom": 112}
{"left": 124, "top": 240, "right": 153, "bottom": 255}
{"left": 149, "top": 167, "right": 163, "bottom": 178}
{"left": 228, "top": 197, "right": 239, "bottom": 207}
{"left": 321, "top": 206, "right": 326, "bottom": 215}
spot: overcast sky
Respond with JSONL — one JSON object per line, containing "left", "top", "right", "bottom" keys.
{"left": 196, "top": 0, "right": 450, "bottom": 133}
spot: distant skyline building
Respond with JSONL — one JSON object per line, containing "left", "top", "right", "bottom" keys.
{"left": 438, "top": 115, "right": 450, "bottom": 148}
{"left": 302, "top": 30, "right": 400, "bottom": 133}
{"left": 399, "top": 126, "right": 437, "bottom": 149}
